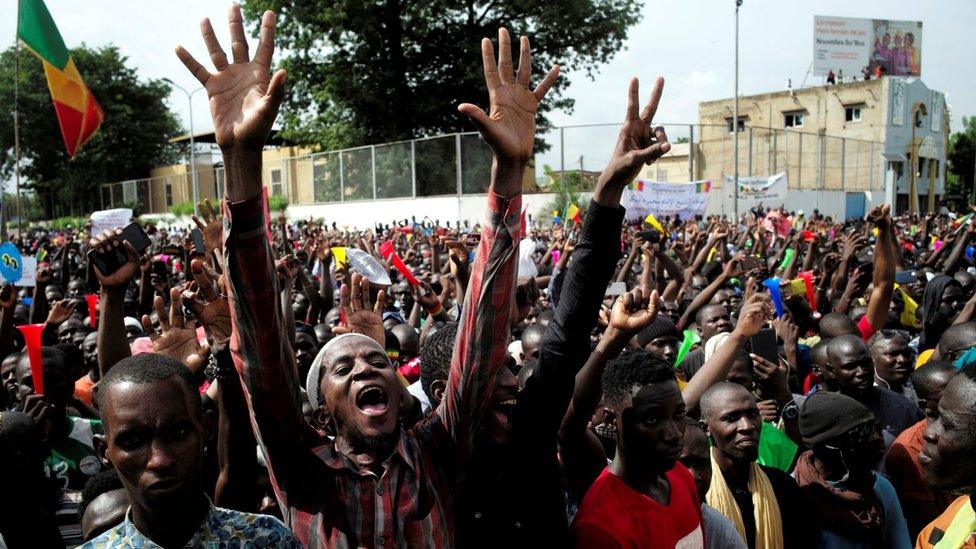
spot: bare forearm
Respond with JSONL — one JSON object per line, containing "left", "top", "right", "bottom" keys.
{"left": 684, "top": 332, "right": 747, "bottom": 414}
{"left": 29, "top": 284, "right": 48, "bottom": 324}
{"left": 98, "top": 288, "right": 131, "bottom": 377}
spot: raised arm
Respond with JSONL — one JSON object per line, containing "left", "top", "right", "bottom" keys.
{"left": 864, "top": 205, "right": 895, "bottom": 335}
{"left": 438, "top": 28, "right": 558, "bottom": 460}
{"left": 90, "top": 230, "right": 141, "bottom": 377}
{"left": 176, "top": 5, "right": 312, "bottom": 506}
{"left": 527, "top": 76, "right": 670, "bottom": 436}
{"left": 683, "top": 292, "right": 771, "bottom": 415}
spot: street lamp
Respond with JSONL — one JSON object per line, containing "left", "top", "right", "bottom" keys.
{"left": 733, "top": 0, "right": 742, "bottom": 221}
{"left": 163, "top": 78, "right": 205, "bottom": 210}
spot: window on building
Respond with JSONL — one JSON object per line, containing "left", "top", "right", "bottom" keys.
{"left": 844, "top": 104, "right": 864, "bottom": 122}
{"left": 165, "top": 180, "right": 173, "bottom": 207}
{"left": 784, "top": 112, "right": 805, "bottom": 128}
{"left": 270, "top": 168, "right": 283, "bottom": 197}
{"left": 726, "top": 118, "right": 746, "bottom": 133}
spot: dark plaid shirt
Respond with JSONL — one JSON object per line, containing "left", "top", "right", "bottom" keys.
{"left": 224, "top": 190, "right": 521, "bottom": 547}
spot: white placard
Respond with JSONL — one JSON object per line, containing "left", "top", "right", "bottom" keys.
{"left": 18, "top": 257, "right": 37, "bottom": 287}
{"left": 725, "top": 172, "right": 789, "bottom": 207}
{"left": 90, "top": 208, "right": 133, "bottom": 236}
{"left": 621, "top": 180, "right": 713, "bottom": 222}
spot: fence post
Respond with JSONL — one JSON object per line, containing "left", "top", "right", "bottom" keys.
{"left": 411, "top": 141, "right": 417, "bottom": 198}
{"left": 339, "top": 151, "right": 345, "bottom": 203}
{"left": 560, "top": 126, "right": 567, "bottom": 193}
{"left": 688, "top": 125, "right": 694, "bottom": 181}
{"left": 456, "top": 134, "right": 463, "bottom": 221}
{"left": 371, "top": 145, "right": 377, "bottom": 200}
{"left": 771, "top": 130, "right": 777, "bottom": 175}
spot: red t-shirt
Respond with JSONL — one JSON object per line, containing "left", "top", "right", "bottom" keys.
{"left": 572, "top": 464, "right": 705, "bottom": 548}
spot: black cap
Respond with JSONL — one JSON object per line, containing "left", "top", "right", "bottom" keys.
{"left": 798, "top": 391, "right": 875, "bottom": 446}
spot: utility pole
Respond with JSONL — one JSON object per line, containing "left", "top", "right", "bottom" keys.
{"left": 733, "top": 0, "right": 742, "bottom": 221}
{"left": 163, "top": 78, "right": 204, "bottom": 211}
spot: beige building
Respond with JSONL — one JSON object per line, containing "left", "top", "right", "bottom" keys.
{"left": 639, "top": 77, "right": 948, "bottom": 218}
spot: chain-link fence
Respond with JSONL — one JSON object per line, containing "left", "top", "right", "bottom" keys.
{"left": 101, "top": 123, "right": 886, "bottom": 214}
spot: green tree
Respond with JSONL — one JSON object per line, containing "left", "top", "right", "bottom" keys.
{"left": 0, "top": 45, "right": 183, "bottom": 218}
{"left": 948, "top": 116, "right": 976, "bottom": 198}
{"left": 241, "top": 0, "right": 641, "bottom": 149}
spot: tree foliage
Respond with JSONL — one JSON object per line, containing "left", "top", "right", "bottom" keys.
{"left": 241, "top": 0, "right": 642, "bottom": 149}
{"left": 0, "top": 45, "right": 183, "bottom": 218}
{"left": 948, "top": 116, "right": 976, "bottom": 198}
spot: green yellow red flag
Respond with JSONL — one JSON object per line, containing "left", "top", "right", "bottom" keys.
{"left": 18, "top": 0, "right": 104, "bottom": 158}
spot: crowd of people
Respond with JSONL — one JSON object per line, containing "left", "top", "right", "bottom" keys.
{"left": 1, "top": 5, "right": 975, "bottom": 549}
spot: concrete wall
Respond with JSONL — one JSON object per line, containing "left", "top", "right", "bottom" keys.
{"left": 704, "top": 187, "right": 886, "bottom": 221}
{"left": 287, "top": 193, "right": 564, "bottom": 230}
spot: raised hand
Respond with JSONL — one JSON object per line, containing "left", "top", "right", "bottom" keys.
{"left": 333, "top": 272, "right": 386, "bottom": 346}
{"left": 191, "top": 198, "right": 223, "bottom": 253}
{"left": 89, "top": 229, "right": 141, "bottom": 289}
{"left": 595, "top": 77, "right": 671, "bottom": 205}
{"left": 732, "top": 293, "right": 773, "bottom": 338}
{"left": 607, "top": 287, "right": 660, "bottom": 339}
{"left": 458, "top": 28, "right": 559, "bottom": 195}
{"left": 867, "top": 204, "right": 892, "bottom": 230}
{"left": 176, "top": 5, "right": 285, "bottom": 152}
{"left": 182, "top": 259, "right": 232, "bottom": 345}
{"left": 141, "top": 289, "right": 209, "bottom": 374}
{"left": 45, "top": 300, "right": 73, "bottom": 326}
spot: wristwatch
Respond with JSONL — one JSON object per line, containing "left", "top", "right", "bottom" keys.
{"left": 781, "top": 400, "right": 799, "bottom": 420}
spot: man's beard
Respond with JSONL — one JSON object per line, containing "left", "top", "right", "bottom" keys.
{"left": 347, "top": 424, "right": 399, "bottom": 456}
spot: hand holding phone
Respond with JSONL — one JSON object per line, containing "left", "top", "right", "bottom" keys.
{"left": 88, "top": 223, "right": 151, "bottom": 286}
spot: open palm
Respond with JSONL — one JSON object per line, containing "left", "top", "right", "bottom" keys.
{"left": 176, "top": 5, "right": 284, "bottom": 150}
{"left": 459, "top": 28, "right": 560, "bottom": 164}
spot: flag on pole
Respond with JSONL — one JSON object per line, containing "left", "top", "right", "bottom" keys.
{"left": 566, "top": 203, "right": 581, "bottom": 224}
{"left": 18, "top": 0, "right": 104, "bottom": 157}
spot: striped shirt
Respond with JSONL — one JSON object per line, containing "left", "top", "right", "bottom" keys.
{"left": 223, "top": 190, "right": 520, "bottom": 547}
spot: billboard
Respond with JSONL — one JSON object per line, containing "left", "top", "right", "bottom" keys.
{"left": 814, "top": 16, "right": 922, "bottom": 78}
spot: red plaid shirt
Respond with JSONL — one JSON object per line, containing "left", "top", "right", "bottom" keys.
{"left": 224, "top": 191, "right": 520, "bottom": 547}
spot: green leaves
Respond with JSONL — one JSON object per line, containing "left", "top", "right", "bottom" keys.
{"left": 240, "top": 0, "right": 641, "bottom": 149}
{"left": 0, "top": 45, "right": 182, "bottom": 218}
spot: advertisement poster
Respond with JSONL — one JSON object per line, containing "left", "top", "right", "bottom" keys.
{"left": 814, "top": 16, "right": 922, "bottom": 78}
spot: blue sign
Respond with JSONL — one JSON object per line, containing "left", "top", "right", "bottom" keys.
{"left": 0, "top": 242, "right": 23, "bottom": 283}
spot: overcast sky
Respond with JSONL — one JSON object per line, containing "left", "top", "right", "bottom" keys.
{"left": 3, "top": 0, "right": 973, "bottom": 179}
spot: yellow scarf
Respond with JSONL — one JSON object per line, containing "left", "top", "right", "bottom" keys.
{"left": 706, "top": 448, "right": 784, "bottom": 549}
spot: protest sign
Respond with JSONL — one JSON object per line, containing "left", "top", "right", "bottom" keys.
{"left": 16, "top": 257, "right": 37, "bottom": 287}
{"left": 0, "top": 242, "right": 23, "bottom": 283}
{"left": 621, "top": 180, "right": 712, "bottom": 223}
{"left": 90, "top": 208, "right": 133, "bottom": 236}
{"left": 725, "top": 172, "right": 788, "bottom": 208}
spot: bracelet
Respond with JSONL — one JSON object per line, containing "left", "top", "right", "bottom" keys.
{"left": 204, "top": 354, "right": 237, "bottom": 381}
{"left": 427, "top": 302, "right": 444, "bottom": 317}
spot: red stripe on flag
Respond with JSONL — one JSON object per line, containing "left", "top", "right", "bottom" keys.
{"left": 52, "top": 99, "right": 83, "bottom": 157}
{"left": 77, "top": 93, "right": 104, "bottom": 154}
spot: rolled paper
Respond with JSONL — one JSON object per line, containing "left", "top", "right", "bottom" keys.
{"left": 17, "top": 324, "right": 45, "bottom": 395}
{"left": 785, "top": 278, "right": 806, "bottom": 297}
{"left": 551, "top": 250, "right": 561, "bottom": 265}
{"left": 707, "top": 246, "right": 717, "bottom": 263}
{"left": 674, "top": 329, "right": 700, "bottom": 368}
{"left": 379, "top": 241, "right": 419, "bottom": 287}
{"left": 799, "top": 271, "right": 817, "bottom": 311}
{"left": 778, "top": 248, "right": 796, "bottom": 271}
{"left": 85, "top": 294, "right": 99, "bottom": 329}
{"left": 934, "top": 240, "right": 943, "bottom": 252}
{"left": 763, "top": 277, "right": 784, "bottom": 317}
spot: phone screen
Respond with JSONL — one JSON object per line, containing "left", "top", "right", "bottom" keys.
{"left": 749, "top": 328, "right": 778, "bottom": 365}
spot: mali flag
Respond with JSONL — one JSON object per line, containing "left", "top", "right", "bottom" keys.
{"left": 18, "top": 0, "right": 104, "bottom": 158}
